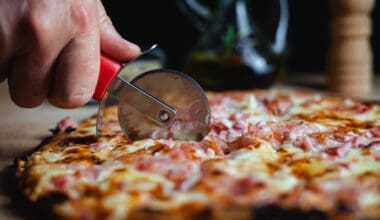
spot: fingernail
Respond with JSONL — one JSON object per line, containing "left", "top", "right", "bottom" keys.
{"left": 104, "top": 25, "right": 141, "bottom": 53}
{"left": 124, "top": 40, "right": 141, "bottom": 53}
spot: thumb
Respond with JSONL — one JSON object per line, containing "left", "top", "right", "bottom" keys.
{"left": 97, "top": 1, "right": 140, "bottom": 62}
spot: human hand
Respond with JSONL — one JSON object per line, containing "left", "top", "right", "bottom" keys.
{"left": 0, "top": 0, "right": 140, "bottom": 108}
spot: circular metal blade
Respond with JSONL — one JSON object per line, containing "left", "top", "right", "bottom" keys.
{"left": 118, "top": 69, "right": 210, "bottom": 141}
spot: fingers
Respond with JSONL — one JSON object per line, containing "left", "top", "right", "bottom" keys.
{"left": 47, "top": 1, "right": 100, "bottom": 109}
{"left": 8, "top": 49, "right": 57, "bottom": 108}
{"left": 97, "top": 0, "right": 140, "bottom": 61}
{"left": 6, "top": 1, "right": 66, "bottom": 108}
{"left": 2, "top": 0, "right": 140, "bottom": 109}
{"left": 48, "top": 28, "right": 100, "bottom": 108}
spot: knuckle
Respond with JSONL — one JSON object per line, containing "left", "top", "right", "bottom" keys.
{"left": 99, "top": 14, "right": 113, "bottom": 27}
{"left": 22, "top": 5, "right": 53, "bottom": 46}
{"left": 24, "top": 8, "right": 46, "bottom": 31}
{"left": 70, "top": 2, "right": 94, "bottom": 32}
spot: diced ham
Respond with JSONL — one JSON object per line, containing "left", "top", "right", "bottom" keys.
{"left": 324, "top": 142, "right": 351, "bottom": 158}
{"left": 209, "top": 121, "right": 229, "bottom": 134}
{"left": 261, "top": 96, "right": 294, "bottom": 116}
{"left": 89, "top": 142, "right": 108, "bottom": 151}
{"left": 232, "top": 121, "right": 246, "bottom": 131}
{"left": 369, "top": 127, "right": 380, "bottom": 138}
{"left": 135, "top": 155, "right": 201, "bottom": 190}
{"left": 247, "top": 120, "right": 324, "bottom": 150}
{"left": 333, "top": 132, "right": 350, "bottom": 142}
{"left": 248, "top": 121, "right": 273, "bottom": 140}
{"left": 179, "top": 142, "right": 204, "bottom": 160}
{"left": 229, "top": 135, "right": 260, "bottom": 151}
{"left": 233, "top": 177, "right": 265, "bottom": 195}
{"left": 202, "top": 136, "right": 227, "bottom": 155}
{"left": 288, "top": 122, "right": 318, "bottom": 141}
{"left": 294, "top": 136, "right": 315, "bottom": 151}
{"left": 56, "top": 116, "right": 78, "bottom": 132}
{"left": 367, "top": 141, "right": 380, "bottom": 160}
{"left": 336, "top": 161, "right": 352, "bottom": 169}
{"left": 352, "top": 136, "right": 366, "bottom": 148}
{"left": 51, "top": 174, "right": 75, "bottom": 191}
{"left": 84, "top": 165, "right": 102, "bottom": 180}
{"left": 229, "top": 112, "right": 249, "bottom": 132}
{"left": 327, "top": 100, "right": 371, "bottom": 114}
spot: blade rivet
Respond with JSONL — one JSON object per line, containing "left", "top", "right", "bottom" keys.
{"left": 158, "top": 110, "right": 171, "bottom": 123}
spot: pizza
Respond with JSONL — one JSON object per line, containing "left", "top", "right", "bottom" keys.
{"left": 16, "top": 89, "right": 380, "bottom": 219}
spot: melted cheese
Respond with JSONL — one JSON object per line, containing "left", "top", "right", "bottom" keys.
{"left": 18, "top": 89, "right": 380, "bottom": 219}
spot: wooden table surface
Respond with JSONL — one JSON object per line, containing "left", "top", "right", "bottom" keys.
{"left": 0, "top": 74, "right": 379, "bottom": 219}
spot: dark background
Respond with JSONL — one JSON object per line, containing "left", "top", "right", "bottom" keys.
{"left": 102, "top": 0, "right": 380, "bottom": 75}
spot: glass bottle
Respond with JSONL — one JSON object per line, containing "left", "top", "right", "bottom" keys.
{"left": 177, "top": 0, "right": 289, "bottom": 91}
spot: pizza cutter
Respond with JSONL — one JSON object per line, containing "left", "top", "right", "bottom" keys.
{"left": 92, "top": 45, "right": 210, "bottom": 141}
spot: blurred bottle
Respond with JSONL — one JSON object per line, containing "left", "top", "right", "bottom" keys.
{"left": 177, "top": 0, "right": 288, "bottom": 91}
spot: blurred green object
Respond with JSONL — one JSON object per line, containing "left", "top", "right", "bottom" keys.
{"left": 177, "top": 0, "right": 288, "bottom": 91}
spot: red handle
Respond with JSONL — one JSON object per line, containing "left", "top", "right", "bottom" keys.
{"left": 92, "top": 54, "right": 122, "bottom": 101}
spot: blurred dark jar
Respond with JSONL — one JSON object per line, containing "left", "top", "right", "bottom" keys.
{"left": 177, "top": 0, "right": 289, "bottom": 91}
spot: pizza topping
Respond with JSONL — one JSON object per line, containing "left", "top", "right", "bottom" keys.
{"left": 228, "top": 135, "right": 261, "bottom": 151}
{"left": 55, "top": 116, "right": 78, "bottom": 133}
{"left": 354, "top": 103, "right": 371, "bottom": 114}
{"left": 209, "top": 121, "right": 229, "bottom": 134}
{"left": 201, "top": 136, "right": 227, "bottom": 156}
{"left": 261, "top": 95, "right": 294, "bottom": 116}
{"left": 134, "top": 156, "right": 201, "bottom": 190}
{"left": 367, "top": 141, "right": 380, "bottom": 160}
{"left": 247, "top": 120, "right": 325, "bottom": 151}
{"left": 293, "top": 136, "right": 316, "bottom": 151}
{"left": 368, "top": 127, "right": 380, "bottom": 138}
{"left": 51, "top": 174, "right": 75, "bottom": 192}
{"left": 327, "top": 100, "right": 372, "bottom": 114}
{"left": 323, "top": 142, "right": 351, "bottom": 158}
{"left": 89, "top": 142, "right": 109, "bottom": 151}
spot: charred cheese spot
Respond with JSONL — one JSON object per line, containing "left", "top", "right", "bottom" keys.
{"left": 63, "top": 136, "right": 97, "bottom": 145}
